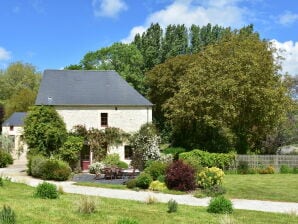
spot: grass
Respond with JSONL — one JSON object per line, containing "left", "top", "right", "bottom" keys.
{"left": 74, "top": 182, "right": 186, "bottom": 195}
{"left": 0, "top": 180, "right": 297, "bottom": 224}
{"left": 223, "top": 174, "right": 298, "bottom": 202}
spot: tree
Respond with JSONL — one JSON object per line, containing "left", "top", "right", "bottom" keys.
{"left": 148, "top": 29, "right": 292, "bottom": 153}
{"left": 23, "top": 106, "right": 67, "bottom": 156}
{"left": 58, "top": 135, "right": 84, "bottom": 169}
{"left": 0, "top": 62, "right": 41, "bottom": 119}
{"left": 76, "top": 43, "right": 145, "bottom": 94}
{"left": 4, "top": 88, "right": 37, "bottom": 117}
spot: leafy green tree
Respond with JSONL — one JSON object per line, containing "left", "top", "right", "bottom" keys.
{"left": 4, "top": 88, "right": 37, "bottom": 118}
{"left": 23, "top": 106, "right": 67, "bottom": 156}
{"left": 0, "top": 62, "right": 41, "bottom": 118}
{"left": 58, "top": 135, "right": 84, "bottom": 169}
{"left": 76, "top": 43, "right": 145, "bottom": 94}
{"left": 133, "top": 23, "right": 163, "bottom": 72}
{"left": 148, "top": 30, "right": 292, "bottom": 153}
{"left": 161, "top": 24, "right": 189, "bottom": 61}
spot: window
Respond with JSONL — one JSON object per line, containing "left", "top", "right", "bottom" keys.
{"left": 101, "top": 113, "right": 108, "bottom": 127}
{"left": 124, "top": 145, "right": 133, "bottom": 160}
{"left": 9, "top": 125, "right": 14, "bottom": 131}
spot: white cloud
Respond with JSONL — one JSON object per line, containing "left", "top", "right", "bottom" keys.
{"left": 271, "top": 39, "right": 298, "bottom": 76}
{"left": 122, "top": 0, "right": 247, "bottom": 43}
{"left": 0, "top": 47, "right": 11, "bottom": 61}
{"left": 278, "top": 11, "right": 298, "bottom": 26}
{"left": 92, "top": 0, "right": 127, "bottom": 18}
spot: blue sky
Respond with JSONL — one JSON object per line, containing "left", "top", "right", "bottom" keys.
{"left": 0, "top": 0, "right": 297, "bottom": 75}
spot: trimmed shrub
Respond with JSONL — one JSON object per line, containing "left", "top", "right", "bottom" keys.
{"left": 126, "top": 179, "right": 137, "bottom": 189}
{"left": 165, "top": 160, "right": 196, "bottom": 191}
{"left": 149, "top": 180, "right": 167, "bottom": 191}
{"left": 135, "top": 173, "right": 153, "bottom": 189}
{"left": 117, "top": 217, "right": 139, "bottom": 224}
{"left": 157, "top": 175, "right": 165, "bottom": 183}
{"left": 202, "top": 185, "right": 226, "bottom": 197}
{"left": 167, "top": 199, "right": 178, "bottom": 213}
{"left": 0, "top": 151, "right": 13, "bottom": 168}
{"left": 34, "top": 182, "right": 59, "bottom": 199}
{"left": 179, "top": 149, "right": 235, "bottom": 170}
{"left": 30, "top": 155, "right": 47, "bottom": 178}
{"left": 0, "top": 205, "right": 16, "bottom": 224}
{"left": 207, "top": 196, "right": 233, "bottom": 214}
{"left": 77, "top": 196, "right": 96, "bottom": 214}
{"left": 197, "top": 167, "right": 225, "bottom": 189}
{"left": 258, "top": 165, "right": 275, "bottom": 174}
{"left": 144, "top": 161, "right": 167, "bottom": 180}
{"left": 41, "top": 159, "right": 71, "bottom": 181}
{"left": 280, "top": 165, "right": 293, "bottom": 174}
{"left": 102, "top": 153, "right": 128, "bottom": 168}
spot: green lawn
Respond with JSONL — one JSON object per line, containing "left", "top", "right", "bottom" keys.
{"left": 0, "top": 181, "right": 297, "bottom": 224}
{"left": 223, "top": 174, "right": 298, "bottom": 202}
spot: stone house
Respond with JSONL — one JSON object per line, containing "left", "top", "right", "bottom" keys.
{"left": 1, "top": 112, "right": 28, "bottom": 160}
{"left": 35, "top": 70, "right": 153, "bottom": 169}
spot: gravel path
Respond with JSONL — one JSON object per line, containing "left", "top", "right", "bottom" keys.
{"left": 1, "top": 165, "right": 298, "bottom": 214}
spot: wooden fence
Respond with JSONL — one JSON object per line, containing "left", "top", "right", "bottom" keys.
{"left": 235, "top": 155, "right": 298, "bottom": 169}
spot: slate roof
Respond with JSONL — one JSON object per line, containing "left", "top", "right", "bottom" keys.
{"left": 2, "top": 112, "right": 27, "bottom": 127}
{"left": 35, "top": 70, "right": 153, "bottom": 106}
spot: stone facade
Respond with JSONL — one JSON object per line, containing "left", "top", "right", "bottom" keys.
{"left": 55, "top": 105, "right": 152, "bottom": 163}
{"left": 2, "top": 125, "right": 28, "bottom": 161}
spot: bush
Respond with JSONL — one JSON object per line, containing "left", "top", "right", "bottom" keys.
{"left": 29, "top": 156, "right": 71, "bottom": 181}
{"left": 0, "top": 151, "right": 13, "bottom": 168}
{"left": 126, "top": 179, "right": 137, "bottom": 189}
{"left": 144, "top": 161, "right": 167, "bottom": 180}
{"left": 207, "top": 196, "right": 233, "bottom": 214}
{"left": 102, "top": 154, "right": 129, "bottom": 169}
{"left": 167, "top": 199, "right": 178, "bottom": 213}
{"left": 237, "top": 161, "right": 249, "bottom": 174}
{"left": 117, "top": 217, "right": 139, "bottom": 224}
{"left": 135, "top": 173, "right": 153, "bottom": 189}
{"left": 0, "top": 205, "right": 16, "bottom": 224}
{"left": 202, "top": 185, "right": 226, "bottom": 197}
{"left": 41, "top": 159, "right": 71, "bottom": 181}
{"left": 34, "top": 182, "right": 59, "bottom": 199}
{"left": 157, "top": 175, "right": 165, "bottom": 183}
{"left": 89, "top": 162, "right": 104, "bottom": 174}
{"left": 280, "top": 165, "right": 293, "bottom": 174}
{"left": 165, "top": 160, "right": 196, "bottom": 191}
{"left": 149, "top": 180, "right": 167, "bottom": 191}
{"left": 179, "top": 149, "right": 236, "bottom": 170}
{"left": 77, "top": 196, "right": 96, "bottom": 214}
{"left": 197, "top": 167, "right": 225, "bottom": 189}
{"left": 258, "top": 165, "right": 275, "bottom": 174}
{"left": 30, "top": 155, "right": 47, "bottom": 178}
{"left": 293, "top": 167, "right": 298, "bottom": 174}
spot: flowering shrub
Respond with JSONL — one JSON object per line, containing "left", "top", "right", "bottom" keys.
{"left": 158, "top": 153, "right": 173, "bottom": 164}
{"left": 198, "top": 167, "right": 224, "bottom": 189}
{"left": 149, "top": 180, "right": 167, "bottom": 191}
{"left": 89, "top": 162, "right": 105, "bottom": 174}
{"left": 165, "top": 160, "right": 196, "bottom": 191}
{"left": 130, "top": 123, "right": 161, "bottom": 170}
